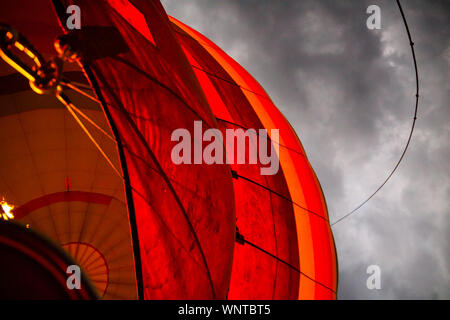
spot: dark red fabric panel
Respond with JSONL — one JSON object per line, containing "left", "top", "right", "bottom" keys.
{"left": 57, "top": 0, "right": 236, "bottom": 299}
{"left": 176, "top": 31, "right": 266, "bottom": 130}
{"left": 172, "top": 17, "right": 339, "bottom": 299}
{"left": 272, "top": 262, "right": 301, "bottom": 299}
{"left": 227, "top": 242, "right": 277, "bottom": 300}
{"left": 219, "top": 122, "right": 299, "bottom": 266}
{"left": 172, "top": 24, "right": 300, "bottom": 299}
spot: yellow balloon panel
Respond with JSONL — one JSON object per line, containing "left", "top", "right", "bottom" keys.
{"left": 0, "top": 76, "right": 137, "bottom": 299}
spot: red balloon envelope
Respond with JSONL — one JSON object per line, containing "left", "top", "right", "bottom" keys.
{"left": 0, "top": 0, "right": 337, "bottom": 299}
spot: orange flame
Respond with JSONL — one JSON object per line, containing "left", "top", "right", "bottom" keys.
{"left": 0, "top": 199, "right": 15, "bottom": 221}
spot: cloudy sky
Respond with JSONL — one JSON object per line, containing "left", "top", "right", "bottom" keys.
{"left": 161, "top": 0, "right": 449, "bottom": 299}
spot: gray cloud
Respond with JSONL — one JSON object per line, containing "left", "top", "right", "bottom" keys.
{"left": 161, "top": 0, "right": 450, "bottom": 299}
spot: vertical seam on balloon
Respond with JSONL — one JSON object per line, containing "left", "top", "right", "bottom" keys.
{"left": 91, "top": 68, "right": 217, "bottom": 299}
{"left": 83, "top": 65, "right": 145, "bottom": 300}
{"left": 180, "top": 37, "right": 299, "bottom": 298}
{"left": 170, "top": 18, "right": 311, "bottom": 300}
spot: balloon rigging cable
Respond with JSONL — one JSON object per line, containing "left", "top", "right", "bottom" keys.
{"left": 0, "top": 0, "right": 420, "bottom": 228}
{"left": 62, "top": 0, "right": 420, "bottom": 227}
{"left": 331, "top": 0, "right": 420, "bottom": 226}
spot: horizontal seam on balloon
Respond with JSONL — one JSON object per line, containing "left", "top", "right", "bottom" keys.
{"left": 110, "top": 56, "right": 216, "bottom": 129}
{"left": 215, "top": 117, "right": 306, "bottom": 158}
{"left": 241, "top": 238, "right": 336, "bottom": 294}
{"left": 122, "top": 143, "right": 223, "bottom": 203}
{"left": 235, "top": 172, "right": 328, "bottom": 222}
{"left": 170, "top": 26, "right": 269, "bottom": 98}
{"left": 190, "top": 64, "right": 271, "bottom": 101}
{"left": 97, "top": 102, "right": 232, "bottom": 206}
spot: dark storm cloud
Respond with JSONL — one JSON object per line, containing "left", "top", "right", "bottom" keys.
{"left": 161, "top": 0, "right": 450, "bottom": 299}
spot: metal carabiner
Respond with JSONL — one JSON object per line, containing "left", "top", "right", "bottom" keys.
{"left": 0, "top": 23, "right": 63, "bottom": 95}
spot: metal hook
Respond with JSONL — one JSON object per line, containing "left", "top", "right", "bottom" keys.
{"left": 0, "top": 23, "right": 63, "bottom": 95}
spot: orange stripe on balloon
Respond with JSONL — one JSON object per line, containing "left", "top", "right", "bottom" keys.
{"left": 171, "top": 16, "right": 337, "bottom": 298}
{"left": 170, "top": 17, "right": 313, "bottom": 298}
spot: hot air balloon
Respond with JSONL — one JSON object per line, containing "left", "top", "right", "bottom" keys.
{"left": 0, "top": 0, "right": 337, "bottom": 300}
{"left": 0, "top": 221, "right": 99, "bottom": 299}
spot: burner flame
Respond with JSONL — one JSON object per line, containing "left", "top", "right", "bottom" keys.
{"left": 0, "top": 199, "right": 15, "bottom": 221}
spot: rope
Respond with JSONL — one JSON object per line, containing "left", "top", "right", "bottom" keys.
{"left": 56, "top": 92, "right": 123, "bottom": 178}
{"left": 331, "top": 0, "right": 420, "bottom": 226}
{"left": 60, "top": 80, "right": 100, "bottom": 103}
{"left": 238, "top": 235, "right": 336, "bottom": 293}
